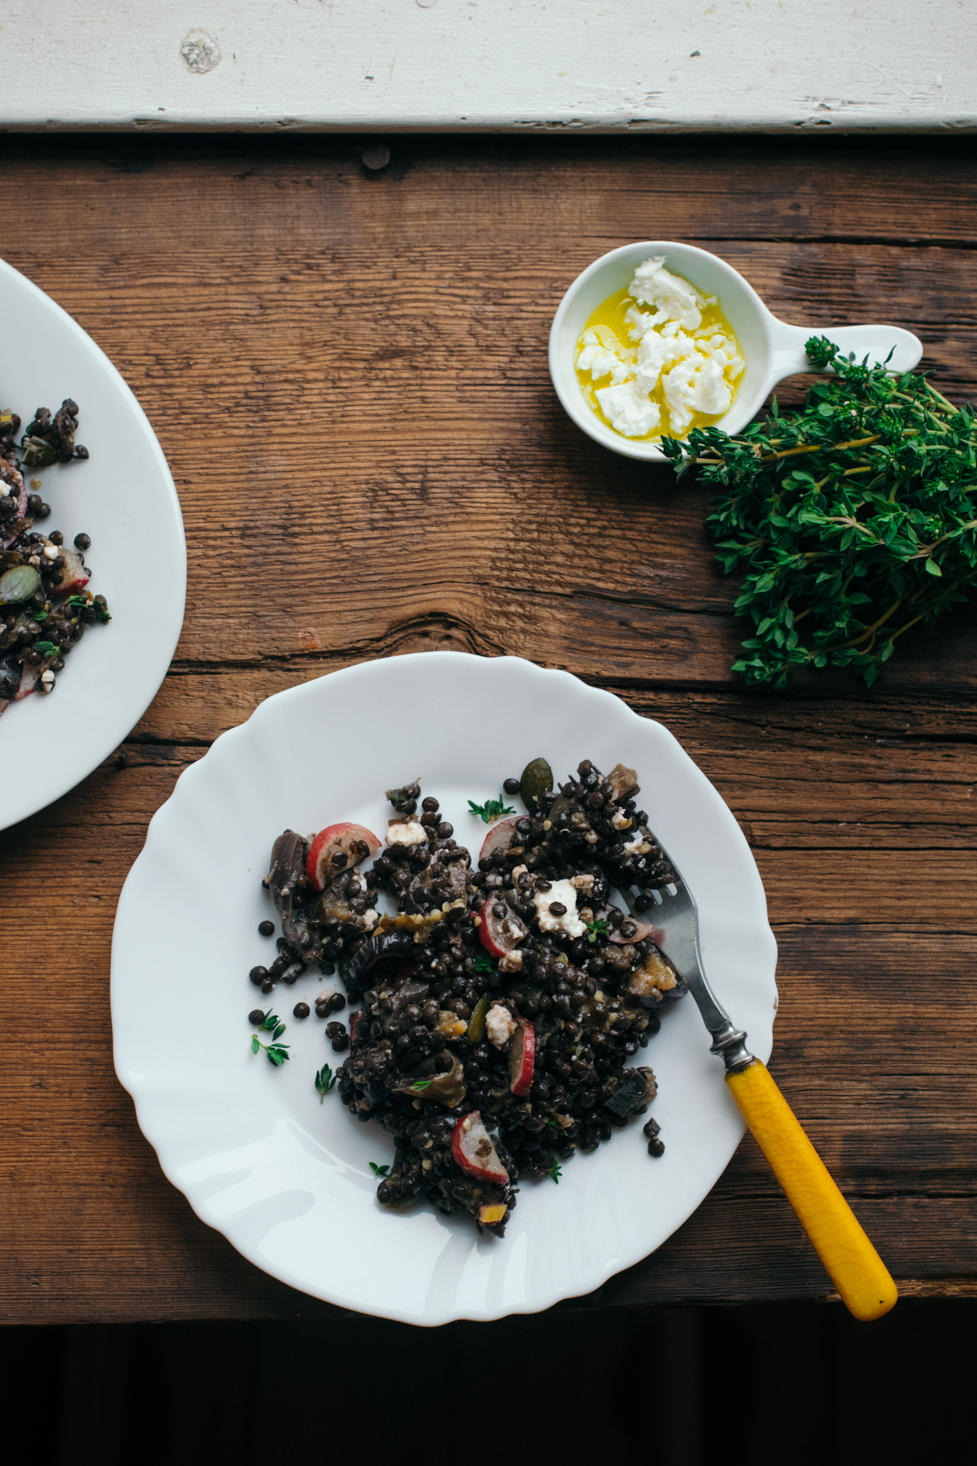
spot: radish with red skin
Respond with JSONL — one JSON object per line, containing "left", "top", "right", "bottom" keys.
{"left": 451, "top": 1110, "right": 509, "bottom": 1184}
{"left": 477, "top": 897, "right": 528, "bottom": 958}
{"left": 508, "top": 1018, "right": 535, "bottom": 1097}
{"left": 306, "top": 822, "right": 381, "bottom": 891}
{"left": 478, "top": 816, "right": 520, "bottom": 864}
{"left": 53, "top": 546, "right": 89, "bottom": 594}
{"left": 609, "top": 915, "right": 656, "bottom": 945}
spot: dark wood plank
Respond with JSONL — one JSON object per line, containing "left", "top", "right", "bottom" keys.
{"left": 2, "top": 134, "right": 977, "bottom": 1321}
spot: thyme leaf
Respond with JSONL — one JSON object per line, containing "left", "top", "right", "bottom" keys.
{"left": 548, "top": 1159, "right": 563, "bottom": 1184}
{"left": 369, "top": 1162, "right": 390, "bottom": 1177}
{"left": 251, "top": 1011, "right": 290, "bottom": 1066}
{"left": 583, "top": 916, "right": 610, "bottom": 944}
{"left": 467, "top": 795, "right": 516, "bottom": 824}
{"left": 315, "top": 1063, "right": 337, "bottom": 1100}
{"left": 662, "top": 337, "right": 977, "bottom": 688}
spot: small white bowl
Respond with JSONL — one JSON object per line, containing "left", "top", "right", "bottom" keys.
{"left": 548, "top": 240, "right": 924, "bottom": 462}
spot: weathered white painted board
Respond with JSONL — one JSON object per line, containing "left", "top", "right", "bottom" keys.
{"left": 1, "top": 0, "right": 974, "bottom": 133}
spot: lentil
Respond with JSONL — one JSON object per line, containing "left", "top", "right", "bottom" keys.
{"left": 256, "top": 757, "right": 683, "bottom": 1237}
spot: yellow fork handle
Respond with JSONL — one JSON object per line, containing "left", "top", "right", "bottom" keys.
{"left": 725, "top": 1059, "right": 897, "bottom": 1321}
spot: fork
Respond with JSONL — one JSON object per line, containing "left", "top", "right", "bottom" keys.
{"left": 620, "top": 863, "right": 898, "bottom": 1322}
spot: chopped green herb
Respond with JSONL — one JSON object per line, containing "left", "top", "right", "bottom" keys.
{"left": 32, "top": 609, "right": 47, "bottom": 621}
{"left": 473, "top": 953, "right": 493, "bottom": 975}
{"left": 662, "top": 337, "right": 977, "bottom": 688}
{"left": 67, "top": 595, "right": 89, "bottom": 607}
{"left": 314, "top": 1063, "right": 337, "bottom": 1100}
{"left": 369, "top": 1162, "right": 390, "bottom": 1177}
{"left": 583, "top": 916, "right": 610, "bottom": 944}
{"left": 33, "top": 641, "right": 60, "bottom": 658}
{"left": 410, "top": 1079, "right": 433, "bottom": 1092}
{"left": 251, "top": 1012, "right": 290, "bottom": 1066}
{"left": 467, "top": 795, "right": 516, "bottom": 824}
{"left": 548, "top": 1159, "right": 562, "bottom": 1184}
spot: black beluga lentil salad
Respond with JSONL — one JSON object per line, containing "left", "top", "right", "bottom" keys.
{"left": 258, "top": 757, "right": 688, "bottom": 1236}
{"left": 0, "top": 398, "right": 108, "bottom": 716}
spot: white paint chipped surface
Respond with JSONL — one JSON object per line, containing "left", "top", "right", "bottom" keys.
{"left": 0, "top": 0, "right": 974, "bottom": 131}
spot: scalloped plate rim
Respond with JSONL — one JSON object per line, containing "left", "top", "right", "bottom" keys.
{"left": 112, "top": 653, "right": 778, "bottom": 1325}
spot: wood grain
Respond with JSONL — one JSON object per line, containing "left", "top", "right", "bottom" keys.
{"left": 1, "top": 135, "right": 976, "bottom": 1322}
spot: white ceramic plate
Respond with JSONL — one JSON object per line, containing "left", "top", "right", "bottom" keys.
{"left": 112, "top": 653, "right": 777, "bottom": 1325}
{"left": 0, "top": 257, "right": 186, "bottom": 830}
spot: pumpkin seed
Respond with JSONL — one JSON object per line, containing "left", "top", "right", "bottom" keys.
{"left": 0, "top": 564, "right": 41, "bottom": 604}
{"left": 519, "top": 756, "right": 553, "bottom": 812}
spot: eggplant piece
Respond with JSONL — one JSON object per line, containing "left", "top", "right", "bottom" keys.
{"left": 0, "top": 652, "right": 19, "bottom": 702}
{"left": 394, "top": 1052, "right": 467, "bottom": 1109}
{"left": 263, "top": 830, "right": 317, "bottom": 953}
{"left": 0, "top": 610, "right": 30, "bottom": 655}
{"left": 601, "top": 1066, "right": 657, "bottom": 1121}
{"left": 607, "top": 762, "right": 639, "bottom": 801}
{"left": 341, "top": 928, "right": 417, "bottom": 987}
{"left": 0, "top": 460, "right": 27, "bottom": 549}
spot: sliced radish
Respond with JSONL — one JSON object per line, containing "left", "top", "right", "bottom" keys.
{"left": 609, "top": 914, "right": 657, "bottom": 945}
{"left": 451, "top": 1110, "right": 509, "bottom": 1184}
{"left": 508, "top": 1018, "right": 535, "bottom": 1097}
{"left": 478, "top": 816, "right": 520, "bottom": 864}
{"left": 477, "top": 898, "right": 528, "bottom": 958}
{"left": 306, "top": 821, "right": 381, "bottom": 891}
{"left": 53, "top": 547, "right": 89, "bottom": 594}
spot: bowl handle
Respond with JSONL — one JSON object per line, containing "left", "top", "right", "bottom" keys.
{"left": 767, "top": 317, "right": 924, "bottom": 386}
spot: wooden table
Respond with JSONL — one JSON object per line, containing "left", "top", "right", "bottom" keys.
{"left": 2, "top": 133, "right": 976, "bottom": 1323}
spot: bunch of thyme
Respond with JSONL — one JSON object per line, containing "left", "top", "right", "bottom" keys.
{"left": 662, "top": 338, "right": 977, "bottom": 687}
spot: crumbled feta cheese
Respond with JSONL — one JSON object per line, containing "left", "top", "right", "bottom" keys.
{"left": 595, "top": 380, "right": 661, "bottom": 437}
{"left": 510, "top": 864, "right": 528, "bottom": 881}
{"left": 576, "top": 328, "right": 633, "bottom": 384}
{"left": 571, "top": 873, "right": 595, "bottom": 890}
{"left": 610, "top": 810, "right": 631, "bottom": 831}
{"left": 533, "top": 878, "right": 587, "bottom": 939}
{"left": 361, "top": 907, "right": 379, "bottom": 929}
{"left": 0, "top": 481, "right": 10, "bottom": 498}
{"left": 499, "top": 950, "right": 524, "bottom": 974}
{"left": 386, "top": 818, "right": 427, "bottom": 847}
{"left": 39, "top": 668, "right": 56, "bottom": 692}
{"left": 486, "top": 1003, "right": 517, "bottom": 1048}
{"left": 628, "top": 255, "right": 708, "bottom": 329}
{"left": 622, "top": 833, "right": 644, "bottom": 855}
{"left": 579, "top": 256, "right": 743, "bottom": 440}
{"left": 42, "top": 543, "right": 59, "bottom": 560}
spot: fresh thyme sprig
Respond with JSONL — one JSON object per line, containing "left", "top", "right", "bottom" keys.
{"left": 662, "top": 338, "right": 977, "bottom": 688}
{"left": 251, "top": 1009, "right": 290, "bottom": 1066}
{"left": 583, "top": 916, "right": 610, "bottom": 944}
{"left": 468, "top": 795, "right": 516, "bottom": 824}
{"left": 314, "top": 1063, "right": 337, "bottom": 1100}
{"left": 473, "top": 952, "right": 493, "bottom": 974}
{"left": 548, "top": 1159, "right": 562, "bottom": 1184}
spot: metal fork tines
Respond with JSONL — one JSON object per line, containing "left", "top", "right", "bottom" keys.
{"left": 620, "top": 872, "right": 754, "bottom": 1075}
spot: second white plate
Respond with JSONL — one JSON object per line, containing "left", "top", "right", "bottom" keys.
{"left": 1, "top": 257, "right": 186, "bottom": 829}
{"left": 112, "top": 653, "right": 777, "bottom": 1325}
